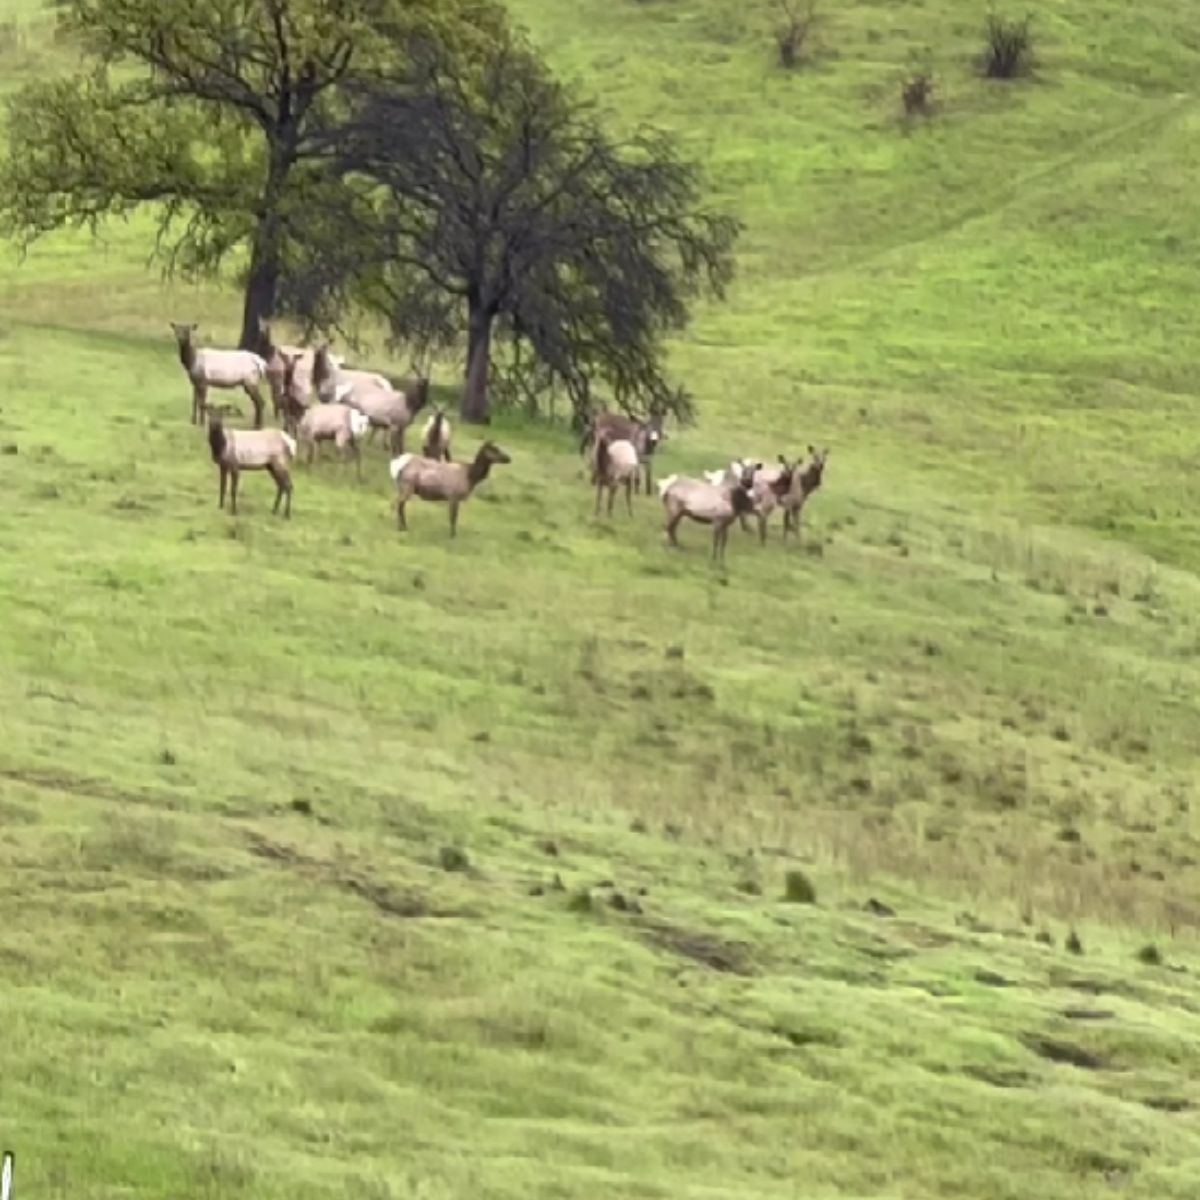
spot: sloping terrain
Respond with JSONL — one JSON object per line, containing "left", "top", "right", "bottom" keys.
{"left": 1, "top": 1, "right": 1200, "bottom": 1196}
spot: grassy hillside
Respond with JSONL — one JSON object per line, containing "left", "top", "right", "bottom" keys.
{"left": 2, "top": 1, "right": 1200, "bottom": 1197}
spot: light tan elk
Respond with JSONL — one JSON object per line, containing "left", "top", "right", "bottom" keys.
{"left": 579, "top": 410, "right": 665, "bottom": 494}
{"left": 421, "top": 409, "right": 453, "bottom": 461}
{"left": 389, "top": 442, "right": 512, "bottom": 538}
{"left": 207, "top": 416, "right": 296, "bottom": 518}
{"left": 297, "top": 403, "right": 371, "bottom": 479}
{"left": 171, "top": 322, "right": 270, "bottom": 428}
{"left": 658, "top": 462, "right": 762, "bottom": 564}
{"left": 592, "top": 435, "right": 640, "bottom": 517}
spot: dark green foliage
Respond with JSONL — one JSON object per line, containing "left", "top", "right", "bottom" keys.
{"left": 982, "top": 10, "right": 1034, "bottom": 79}
{"left": 783, "top": 869, "right": 817, "bottom": 904}
{"left": 293, "top": 26, "right": 740, "bottom": 423}
{"left": 0, "top": 0, "right": 505, "bottom": 350}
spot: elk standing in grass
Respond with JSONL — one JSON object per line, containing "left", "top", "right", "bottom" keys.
{"left": 311, "top": 343, "right": 393, "bottom": 403}
{"left": 297, "top": 403, "right": 371, "bottom": 479}
{"left": 172, "top": 322, "right": 270, "bottom": 428}
{"left": 389, "top": 442, "right": 512, "bottom": 538}
{"left": 658, "top": 462, "right": 762, "bottom": 564}
{"left": 207, "top": 415, "right": 296, "bottom": 518}
{"left": 745, "top": 457, "right": 802, "bottom": 544}
{"left": 257, "top": 318, "right": 311, "bottom": 421}
{"left": 312, "top": 345, "right": 431, "bottom": 450}
{"left": 781, "top": 445, "right": 829, "bottom": 540}
{"left": 579, "top": 410, "right": 665, "bottom": 494}
{"left": 592, "top": 435, "right": 640, "bottom": 517}
{"left": 421, "top": 409, "right": 452, "bottom": 461}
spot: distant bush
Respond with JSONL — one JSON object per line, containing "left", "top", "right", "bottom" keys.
{"left": 901, "top": 71, "right": 935, "bottom": 118}
{"left": 1065, "top": 927, "right": 1084, "bottom": 955}
{"left": 439, "top": 846, "right": 470, "bottom": 873}
{"left": 783, "top": 869, "right": 817, "bottom": 904}
{"left": 774, "top": 0, "right": 818, "bottom": 69}
{"left": 1137, "top": 943, "right": 1163, "bottom": 966}
{"left": 982, "top": 10, "right": 1034, "bottom": 79}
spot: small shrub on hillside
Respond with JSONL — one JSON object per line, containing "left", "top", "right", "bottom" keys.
{"left": 783, "top": 869, "right": 817, "bottom": 904}
{"left": 1065, "top": 927, "right": 1084, "bottom": 955}
{"left": 901, "top": 71, "right": 935, "bottom": 118}
{"left": 439, "top": 845, "right": 470, "bottom": 873}
{"left": 774, "top": 0, "right": 818, "bottom": 69}
{"left": 1137, "top": 943, "right": 1163, "bottom": 966}
{"left": 981, "top": 10, "right": 1034, "bottom": 79}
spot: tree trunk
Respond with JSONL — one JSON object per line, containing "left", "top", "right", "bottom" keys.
{"left": 461, "top": 303, "right": 494, "bottom": 424}
{"left": 238, "top": 227, "right": 281, "bottom": 353}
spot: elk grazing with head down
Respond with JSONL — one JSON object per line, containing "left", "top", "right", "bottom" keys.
{"left": 657, "top": 462, "right": 762, "bottom": 564}
{"left": 171, "top": 322, "right": 271, "bottom": 428}
{"left": 206, "top": 415, "right": 296, "bottom": 518}
{"left": 389, "top": 441, "right": 512, "bottom": 538}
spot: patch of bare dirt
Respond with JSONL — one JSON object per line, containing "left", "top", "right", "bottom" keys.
{"left": 243, "top": 831, "right": 467, "bottom": 920}
{"left": 640, "top": 919, "right": 753, "bottom": 975}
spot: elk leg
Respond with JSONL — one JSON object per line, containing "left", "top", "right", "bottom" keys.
{"left": 395, "top": 490, "right": 409, "bottom": 531}
{"left": 246, "top": 384, "right": 264, "bottom": 430}
{"left": 448, "top": 500, "right": 461, "bottom": 538}
{"left": 229, "top": 468, "right": 240, "bottom": 515}
{"left": 218, "top": 466, "right": 227, "bottom": 510}
{"left": 665, "top": 511, "right": 684, "bottom": 548}
{"left": 607, "top": 484, "right": 617, "bottom": 517}
{"left": 193, "top": 384, "right": 207, "bottom": 426}
{"left": 759, "top": 512, "right": 768, "bottom": 545}
{"left": 625, "top": 478, "right": 633, "bottom": 517}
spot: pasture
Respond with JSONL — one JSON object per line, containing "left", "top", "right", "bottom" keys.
{"left": 2, "top": 0, "right": 1200, "bottom": 1197}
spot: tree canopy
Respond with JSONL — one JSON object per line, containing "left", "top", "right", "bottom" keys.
{"left": 1, "top": 3, "right": 740, "bottom": 423}
{"left": 0, "top": 0, "right": 504, "bottom": 351}
{"left": 290, "top": 27, "right": 743, "bottom": 423}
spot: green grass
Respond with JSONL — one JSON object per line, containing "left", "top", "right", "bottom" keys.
{"left": 3, "top": 0, "right": 1200, "bottom": 1196}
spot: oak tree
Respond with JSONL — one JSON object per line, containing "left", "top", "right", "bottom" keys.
{"left": 0, "top": 0, "right": 501, "bottom": 351}
{"left": 299, "top": 27, "right": 741, "bottom": 423}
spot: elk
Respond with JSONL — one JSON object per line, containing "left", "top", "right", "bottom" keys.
{"left": 311, "top": 343, "right": 393, "bottom": 404}
{"left": 658, "top": 463, "right": 762, "bottom": 564}
{"left": 592, "top": 435, "right": 640, "bottom": 518}
{"left": 206, "top": 415, "right": 296, "bottom": 518}
{"left": 296, "top": 403, "right": 371, "bottom": 479}
{"left": 747, "top": 457, "right": 802, "bottom": 544}
{"left": 421, "top": 409, "right": 453, "bottom": 461}
{"left": 579, "top": 410, "right": 665, "bottom": 494}
{"left": 257, "top": 318, "right": 312, "bottom": 420}
{"left": 389, "top": 441, "right": 512, "bottom": 538}
{"left": 171, "top": 322, "right": 270, "bottom": 428}
{"left": 780, "top": 445, "right": 830, "bottom": 539}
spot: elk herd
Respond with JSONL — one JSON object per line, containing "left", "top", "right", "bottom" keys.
{"left": 171, "top": 320, "right": 829, "bottom": 563}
